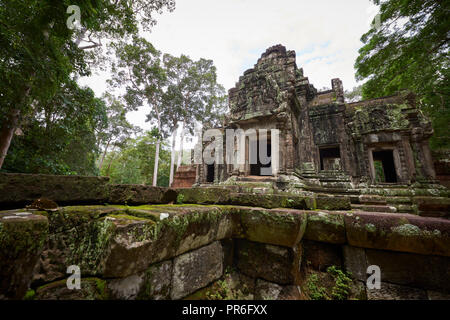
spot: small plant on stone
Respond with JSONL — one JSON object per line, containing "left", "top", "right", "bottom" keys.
{"left": 176, "top": 193, "right": 185, "bottom": 204}
{"left": 327, "top": 266, "right": 353, "bottom": 300}
{"left": 306, "top": 274, "right": 329, "bottom": 300}
{"left": 24, "top": 289, "right": 35, "bottom": 300}
{"left": 206, "top": 267, "right": 250, "bottom": 300}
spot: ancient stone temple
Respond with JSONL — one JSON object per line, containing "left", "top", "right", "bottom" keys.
{"left": 195, "top": 45, "right": 439, "bottom": 190}
{"left": 0, "top": 45, "right": 448, "bottom": 302}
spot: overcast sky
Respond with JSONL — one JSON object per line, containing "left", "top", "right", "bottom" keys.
{"left": 80, "top": 0, "right": 378, "bottom": 132}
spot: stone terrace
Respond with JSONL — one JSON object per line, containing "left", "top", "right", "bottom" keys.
{"left": 0, "top": 173, "right": 449, "bottom": 300}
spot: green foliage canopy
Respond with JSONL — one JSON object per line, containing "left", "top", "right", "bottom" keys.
{"left": 2, "top": 81, "right": 107, "bottom": 175}
{"left": 355, "top": 0, "right": 449, "bottom": 149}
{"left": 101, "top": 131, "right": 171, "bottom": 186}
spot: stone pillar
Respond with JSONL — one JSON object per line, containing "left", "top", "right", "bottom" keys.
{"left": 285, "top": 129, "right": 294, "bottom": 173}
{"left": 278, "top": 130, "right": 287, "bottom": 174}
{"left": 332, "top": 78, "right": 344, "bottom": 103}
{"left": 271, "top": 129, "right": 280, "bottom": 176}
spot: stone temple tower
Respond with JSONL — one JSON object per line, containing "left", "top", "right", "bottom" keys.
{"left": 195, "top": 45, "right": 440, "bottom": 194}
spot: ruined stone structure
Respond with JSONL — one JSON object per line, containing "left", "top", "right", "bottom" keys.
{"left": 0, "top": 173, "right": 449, "bottom": 300}
{"left": 171, "top": 165, "right": 196, "bottom": 188}
{"left": 196, "top": 45, "right": 438, "bottom": 190}
{"left": 0, "top": 46, "right": 449, "bottom": 302}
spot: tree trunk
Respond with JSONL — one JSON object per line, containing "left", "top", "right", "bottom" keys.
{"left": 169, "top": 127, "right": 177, "bottom": 187}
{"left": 0, "top": 108, "right": 21, "bottom": 169}
{"left": 99, "top": 139, "right": 111, "bottom": 171}
{"left": 152, "top": 138, "right": 160, "bottom": 186}
{"left": 105, "top": 149, "right": 117, "bottom": 177}
{"left": 176, "top": 121, "right": 185, "bottom": 167}
{"left": 152, "top": 101, "right": 162, "bottom": 187}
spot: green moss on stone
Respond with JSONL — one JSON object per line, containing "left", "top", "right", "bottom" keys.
{"left": 24, "top": 289, "right": 35, "bottom": 300}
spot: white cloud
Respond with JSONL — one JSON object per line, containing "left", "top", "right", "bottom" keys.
{"left": 79, "top": 0, "right": 377, "bottom": 131}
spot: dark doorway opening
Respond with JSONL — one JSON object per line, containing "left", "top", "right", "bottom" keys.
{"left": 206, "top": 164, "right": 215, "bottom": 183}
{"left": 319, "top": 146, "right": 341, "bottom": 170}
{"left": 372, "top": 150, "right": 397, "bottom": 183}
{"left": 250, "top": 141, "right": 272, "bottom": 176}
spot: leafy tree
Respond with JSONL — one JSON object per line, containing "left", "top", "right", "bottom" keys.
{"left": 108, "top": 37, "right": 168, "bottom": 186}
{"left": 97, "top": 93, "right": 141, "bottom": 170}
{"left": 355, "top": 0, "right": 449, "bottom": 149}
{"left": 1, "top": 81, "right": 107, "bottom": 175}
{"left": 0, "top": 0, "right": 88, "bottom": 168}
{"left": 73, "top": 0, "right": 175, "bottom": 51}
{"left": 344, "top": 85, "right": 363, "bottom": 103}
{"left": 101, "top": 131, "right": 171, "bottom": 186}
{"left": 161, "top": 54, "right": 227, "bottom": 185}
{"left": 0, "top": 0, "right": 174, "bottom": 170}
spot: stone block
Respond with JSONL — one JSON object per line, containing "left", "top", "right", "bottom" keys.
{"left": 175, "top": 187, "right": 232, "bottom": 204}
{"left": 316, "top": 196, "right": 351, "bottom": 210}
{"left": 103, "top": 206, "right": 230, "bottom": 278}
{"left": 171, "top": 241, "right": 223, "bottom": 300}
{"left": 343, "top": 246, "right": 367, "bottom": 282}
{"left": 108, "top": 185, "right": 176, "bottom": 205}
{"left": 344, "top": 211, "right": 450, "bottom": 257}
{"left": 34, "top": 278, "right": 108, "bottom": 300}
{"left": 304, "top": 211, "right": 346, "bottom": 244}
{"left": 238, "top": 207, "right": 307, "bottom": 247}
{"left": 365, "top": 249, "right": 450, "bottom": 292}
{"left": 236, "top": 240, "right": 301, "bottom": 285}
{"left": 367, "top": 282, "right": 428, "bottom": 300}
{"left": 230, "top": 193, "right": 314, "bottom": 209}
{"left": 413, "top": 196, "right": 450, "bottom": 218}
{"left": 108, "top": 274, "right": 145, "bottom": 300}
{"left": 0, "top": 211, "right": 48, "bottom": 299}
{"left": 0, "top": 173, "right": 109, "bottom": 208}
{"left": 302, "top": 240, "right": 342, "bottom": 272}
{"left": 138, "top": 260, "right": 172, "bottom": 300}
{"left": 34, "top": 216, "right": 116, "bottom": 283}
{"left": 254, "top": 279, "right": 283, "bottom": 300}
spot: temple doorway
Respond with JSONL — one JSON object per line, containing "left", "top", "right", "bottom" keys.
{"left": 249, "top": 137, "right": 272, "bottom": 176}
{"left": 372, "top": 150, "right": 397, "bottom": 183}
{"left": 206, "top": 164, "right": 215, "bottom": 183}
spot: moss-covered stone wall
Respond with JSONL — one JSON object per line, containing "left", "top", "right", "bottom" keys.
{"left": 1, "top": 201, "right": 449, "bottom": 300}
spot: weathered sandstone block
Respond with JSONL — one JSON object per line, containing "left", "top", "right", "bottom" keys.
{"left": 108, "top": 260, "right": 172, "bottom": 300}
{"left": 108, "top": 184, "right": 176, "bottom": 205}
{"left": 344, "top": 211, "right": 450, "bottom": 256}
{"left": 302, "top": 240, "right": 342, "bottom": 272}
{"left": 304, "top": 211, "right": 346, "bottom": 244}
{"left": 175, "top": 187, "right": 232, "bottom": 204}
{"left": 315, "top": 196, "right": 351, "bottom": 210}
{"left": 33, "top": 209, "right": 117, "bottom": 283}
{"left": 0, "top": 211, "right": 48, "bottom": 299}
{"left": 229, "top": 193, "right": 314, "bottom": 209}
{"left": 237, "top": 207, "right": 307, "bottom": 247}
{"left": 365, "top": 249, "right": 450, "bottom": 292}
{"left": 103, "top": 206, "right": 231, "bottom": 278}
{"left": 366, "top": 282, "right": 427, "bottom": 300}
{"left": 0, "top": 173, "right": 109, "bottom": 208}
{"left": 33, "top": 278, "right": 108, "bottom": 300}
{"left": 236, "top": 240, "right": 301, "bottom": 285}
{"left": 171, "top": 241, "right": 223, "bottom": 300}
{"left": 342, "top": 245, "right": 367, "bottom": 282}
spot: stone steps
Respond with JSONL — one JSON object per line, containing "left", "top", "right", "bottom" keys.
{"left": 351, "top": 204, "right": 397, "bottom": 213}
